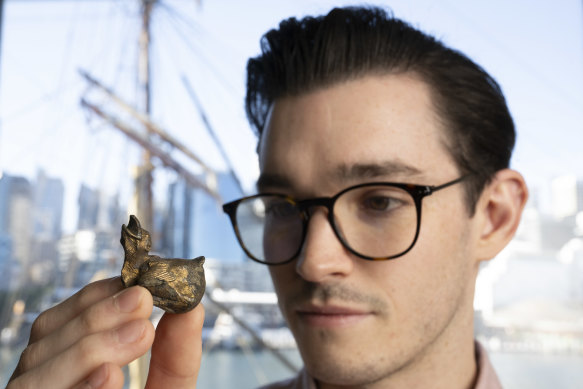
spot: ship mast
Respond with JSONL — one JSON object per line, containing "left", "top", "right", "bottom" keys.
{"left": 79, "top": 0, "right": 297, "bottom": 383}
{"left": 130, "top": 1, "right": 156, "bottom": 386}
{"left": 133, "top": 0, "right": 155, "bottom": 231}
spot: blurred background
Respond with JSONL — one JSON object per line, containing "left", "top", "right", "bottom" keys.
{"left": 0, "top": 0, "right": 582, "bottom": 388}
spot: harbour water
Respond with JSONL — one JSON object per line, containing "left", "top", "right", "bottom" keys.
{"left": 197, "top": 349, "right": 583, "bottom": 389}
{"left": 490, "top": 351, "right": 583, "bottom": 389}
{"left": 4, "top": 345, "right": 582, "bottom": 388}
{"left": 197, "top": 348, "right": 302, "bottom": 388}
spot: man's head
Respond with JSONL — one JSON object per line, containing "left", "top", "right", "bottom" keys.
{"left": 246, "top": 6, "right": 515, "bottom": 214}
{"left": 233, "top": 5, "right": 527, "bottom": 387}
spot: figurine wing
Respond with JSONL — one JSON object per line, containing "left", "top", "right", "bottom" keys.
{"left": 141, "top": 262, "right": 177, "bottom": 285}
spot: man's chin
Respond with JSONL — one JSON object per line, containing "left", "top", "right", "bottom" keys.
{"left": 294, "top": 333, "right": 375, "bottom": 383}
{"left": 301, "top": 354, "right": 387, "bottom": 388}
{"left": 293, "top": 324, "right": 411, "bottom": 387}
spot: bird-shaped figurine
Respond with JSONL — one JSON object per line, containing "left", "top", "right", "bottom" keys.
{"left": 120, "top": 215, "right": 205, "bottom": 313}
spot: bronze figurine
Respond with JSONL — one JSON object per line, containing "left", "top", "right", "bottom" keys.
{"left": 120, "top": 215, "right": 205, "bottom": 313}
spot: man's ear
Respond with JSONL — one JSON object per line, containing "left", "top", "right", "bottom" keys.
{"left": 474, "top": 169, "right": 528, "bottom": 261}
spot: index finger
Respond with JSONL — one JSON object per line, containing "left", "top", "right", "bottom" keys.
{"left": 30, "top": 277, "right": 124, "bottom": 343}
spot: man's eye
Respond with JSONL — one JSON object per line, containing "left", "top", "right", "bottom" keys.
{"left": 362, "top": 196, "right": 398, "bottom": 211}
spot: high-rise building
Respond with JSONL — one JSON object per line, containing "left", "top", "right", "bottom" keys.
{"left": 77, "top": 184, "right": 100, "bottom": 230}
{"left": 31, "top": 170, "right": 65, "bottom": 284}
{"left": 0, "top": 233, "right": 21, "bottom": 291}
{"left": 162, "top": 172, "right": 245, "bottom": 262}
{"left": 163, "top": 179, "right": 192, "bottom": 258}
{"left": 0, "top": 172, "right": 66, "bottom": 286}
{"left": 551, "top": 175, "right": 582, "bottom": 219}
{"left": 34, "top": 170, "right": 64, "bottom": 240}
{"left": 77, "top": 184, "right": 123, "bottom": 231}
{"left": 0, "top": 174, "right": 33, "bottom": 268}
{"left": 0, "top": 234, "right": 11, "bottom": 265}
{"left": 578, "top": 181, "right": 583, "bottom": 214}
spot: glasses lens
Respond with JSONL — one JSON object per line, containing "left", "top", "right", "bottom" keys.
{"left": 235, "top": 195, "right": 303, "bottom": 264}
{"left": 333, "top": 185, "right": 418, "bottom": 258}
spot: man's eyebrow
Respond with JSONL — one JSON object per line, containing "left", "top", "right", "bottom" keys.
{"left": 334, "top": 161, "right": 423, "bottom": 182}
{"left": 256, "top": 161, "right": 423, "bottom": 192}
{"left": 256, "top": 173, "right": 292, "bottom": 192}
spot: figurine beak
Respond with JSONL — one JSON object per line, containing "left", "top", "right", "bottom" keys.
{"left": 122, "top": 215, "right": 142, "bottom": 240}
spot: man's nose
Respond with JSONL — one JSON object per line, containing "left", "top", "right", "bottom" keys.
{"left": 295, "top": 208, "right": 354, "bottom": 282}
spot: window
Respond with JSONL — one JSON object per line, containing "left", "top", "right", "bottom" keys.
{"left": 1, "top": 1, "right": 582, "bottom": 388}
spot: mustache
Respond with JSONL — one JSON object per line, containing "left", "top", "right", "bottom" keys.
{"left": 288, "top": 281, "right": 388, "bottom": 312}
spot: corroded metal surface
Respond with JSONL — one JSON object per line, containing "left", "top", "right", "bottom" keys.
{"left": 120, "top": 215, "right": 205, "bottom": 313}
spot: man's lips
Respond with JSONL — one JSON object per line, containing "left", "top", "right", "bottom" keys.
{"left": 295, "top": 304, "right": 373, "bottom": 327}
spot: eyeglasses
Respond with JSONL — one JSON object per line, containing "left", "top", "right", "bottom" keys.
{"left": 223, "top": 176, "right": 467, "bottom": 265}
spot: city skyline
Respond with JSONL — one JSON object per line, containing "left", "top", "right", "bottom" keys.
{"left": 0, "top": 0, "right": 582, "bottom": 233}
{"left": 2, "top": 167, "right": 582, "bottom": 266}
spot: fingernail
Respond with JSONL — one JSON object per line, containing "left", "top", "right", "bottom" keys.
{"left": 116, "top": 320, "right": 145, "bottom": 344}
{"left": 113, "top": 287, "right": 142, "bottom": 313}
{"left": 86, "top": 364, "right": 108, "bottom": 388}
{"left": 108, "top": 276, "right": 123, "bottom": 289}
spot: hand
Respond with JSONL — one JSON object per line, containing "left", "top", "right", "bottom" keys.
{"left": 6, "top": 277, "right": 204, "bottom": 389}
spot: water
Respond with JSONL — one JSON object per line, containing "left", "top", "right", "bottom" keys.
{"left": 490, "top": 351, "right": 583, "bottom": 389}
{"left": 197, "top": 350, "right": 583, "bottom": 389}
{"left": 3, "top": 345, "right": 583, "bottom": 388}
{"left": 197, "top": 348, "right": 302, "bottom": 389}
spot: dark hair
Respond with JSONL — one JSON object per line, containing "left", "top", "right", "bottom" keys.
{"left": 245, "top": 6, "right": 515, "bottom": 214}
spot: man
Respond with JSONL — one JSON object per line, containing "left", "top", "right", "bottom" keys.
{"left": 8, "top": 6, "right": 527, "bottom": 389}
{"left": 223, "top": 7, "right": 527, "bottom": 388}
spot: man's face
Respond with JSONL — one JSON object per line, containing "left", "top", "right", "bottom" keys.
{"left": 258, "top": 74, "right": 481, "bottom": 386}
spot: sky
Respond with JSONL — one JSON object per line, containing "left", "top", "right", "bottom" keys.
{"left": 1, "top": 0, "right": 582, "bottom": 232}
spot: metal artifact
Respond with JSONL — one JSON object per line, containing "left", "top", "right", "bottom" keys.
{"left": 120, "top": 215, "right": 205, "bottom": 313}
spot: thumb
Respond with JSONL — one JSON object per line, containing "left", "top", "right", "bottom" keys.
{"left": 145, "top": 304, "right": 204, "bottom": 389}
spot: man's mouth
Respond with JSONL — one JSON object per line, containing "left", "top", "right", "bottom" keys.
{"left": 295, "top": 304, "right": 373, "bottom": 328}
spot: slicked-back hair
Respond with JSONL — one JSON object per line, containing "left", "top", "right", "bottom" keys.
{"left": 245, "top": 6, "right": 515, "bottom": 214}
